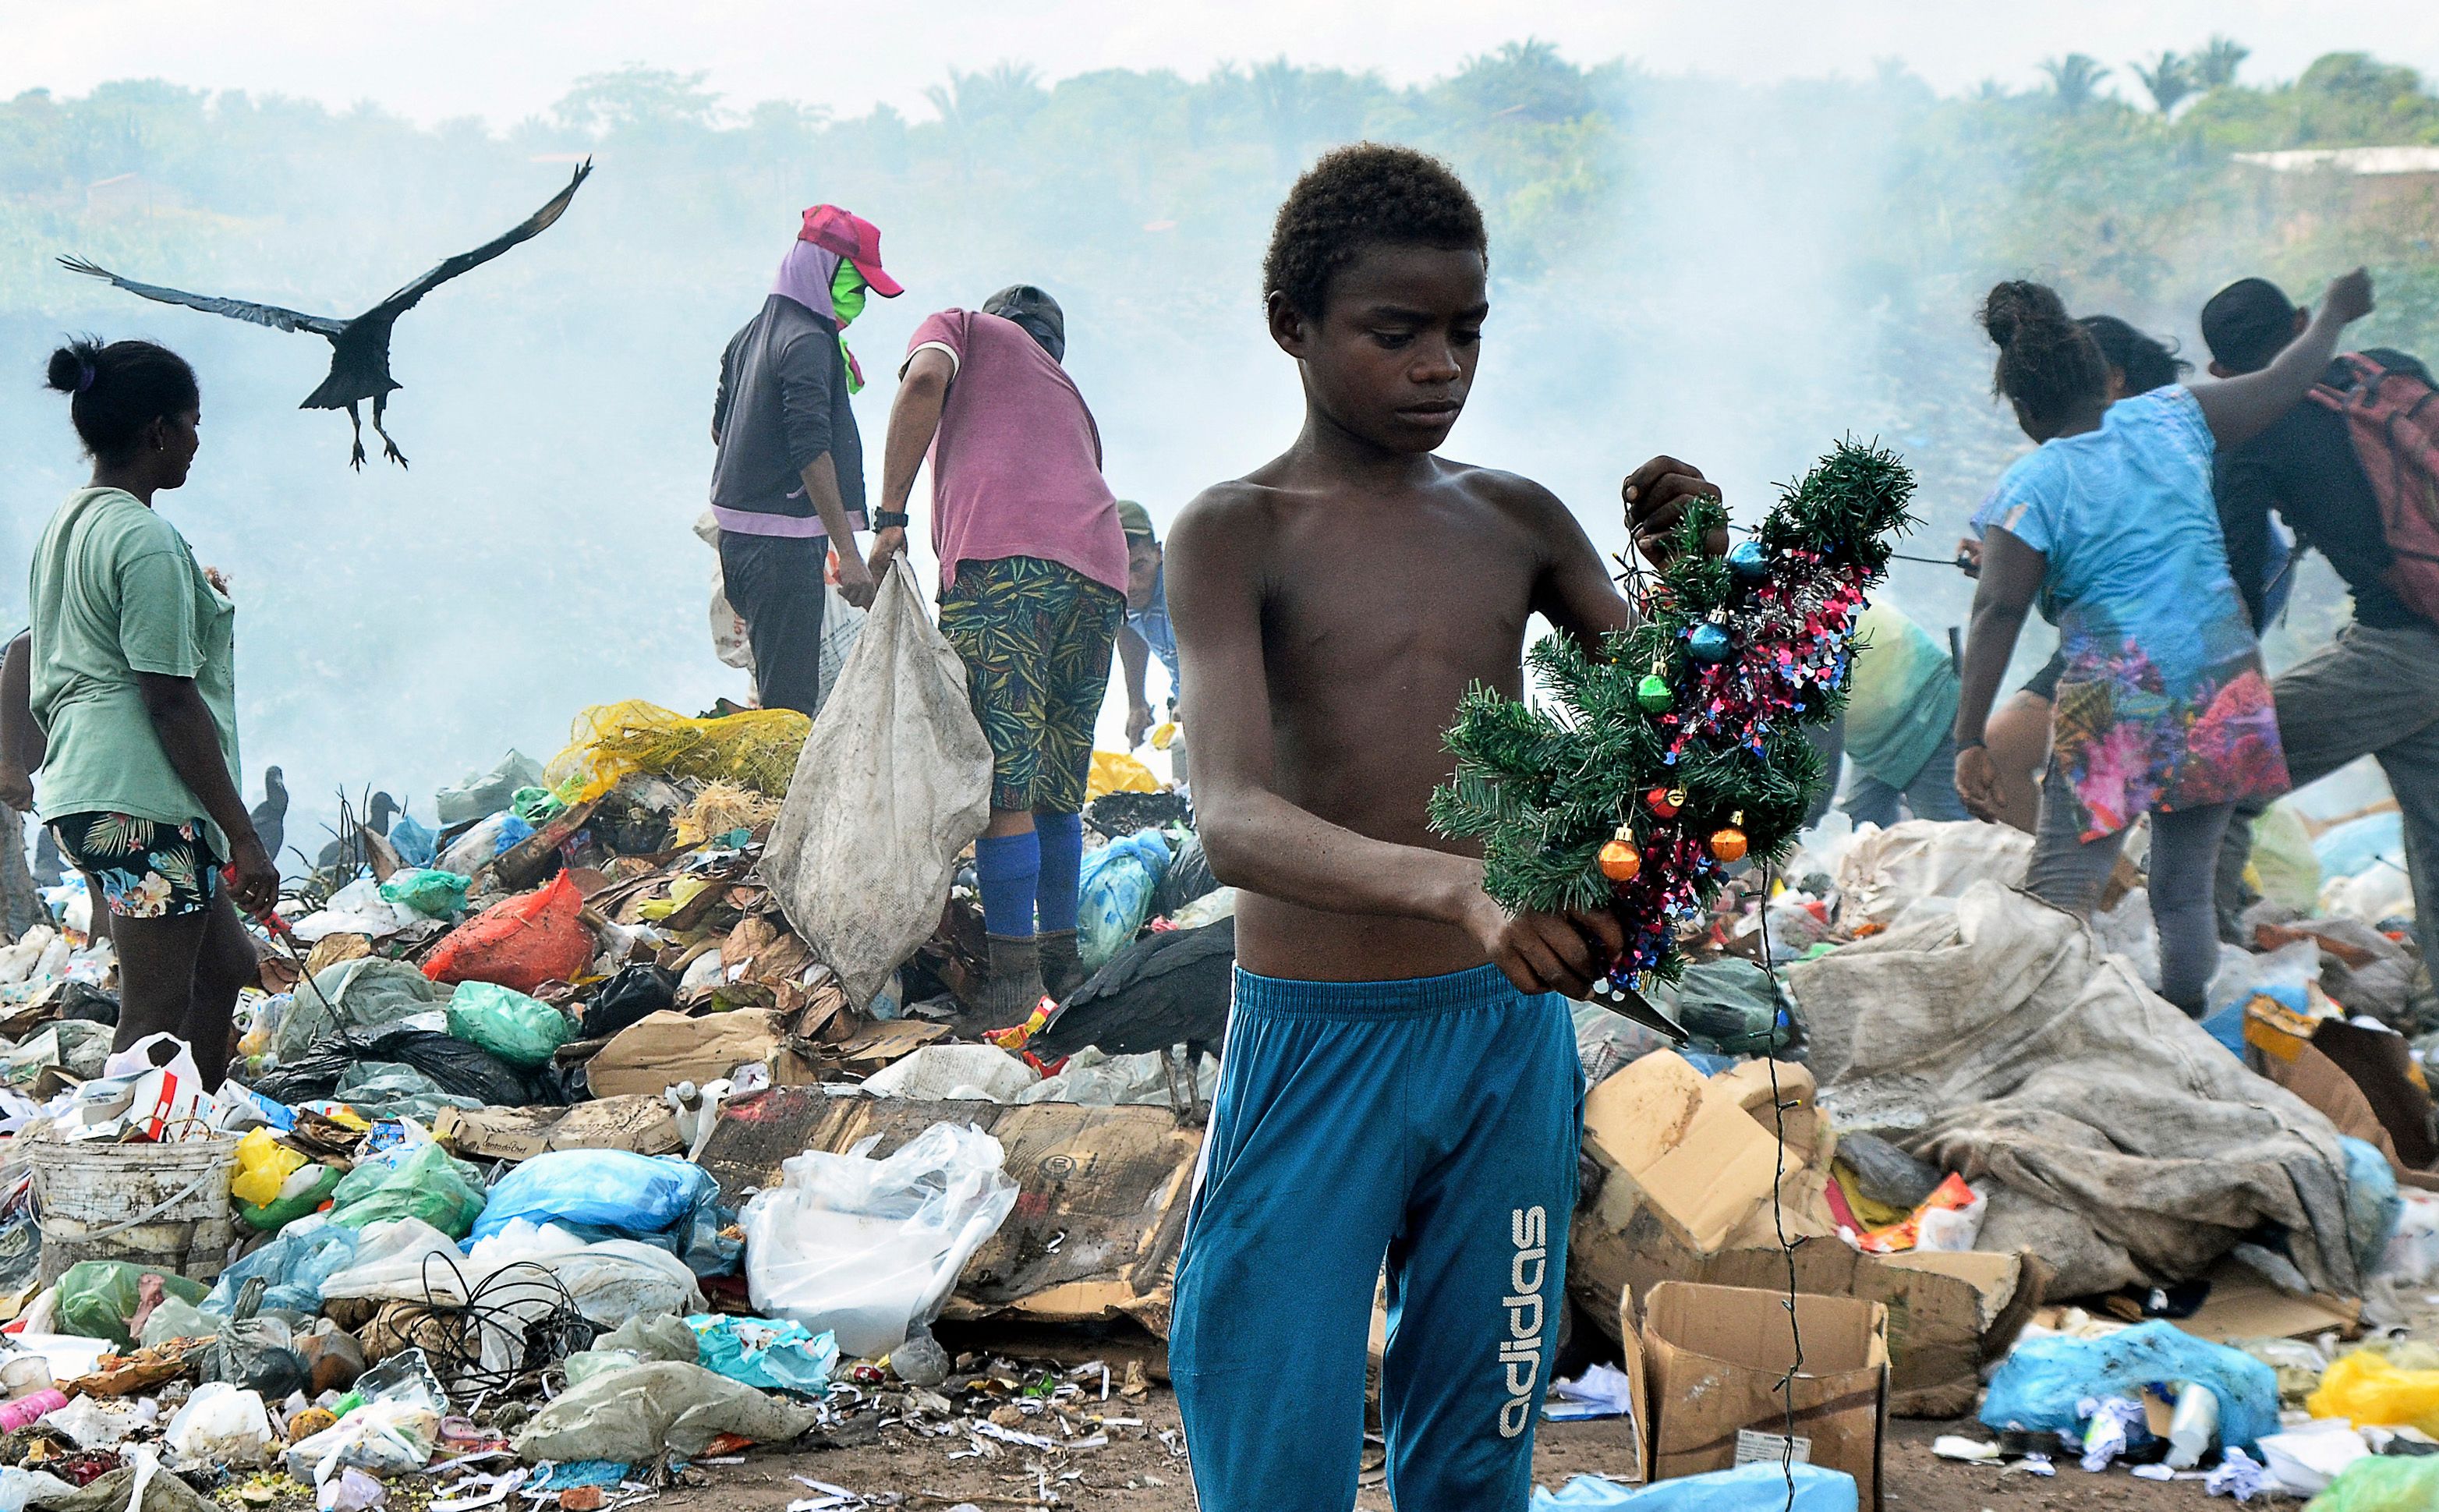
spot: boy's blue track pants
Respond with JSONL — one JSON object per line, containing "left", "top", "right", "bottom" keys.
{"left": 1170, "top": 962, "right": 1584, "bottom": 1511}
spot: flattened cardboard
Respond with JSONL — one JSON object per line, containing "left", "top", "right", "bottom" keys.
{"left": 1637, "top": 1280, "right": 1887, "bottom": 1509}
{"left": 582, "top": 1009, "right": 820, "bottom": 1098}
{"left": 434, "top": 1096, "right": 682, "bottom": 1160}
{"left": 1581, "top": 1051, "right": 1821, "bottom": 1255}
{"left": 699, "top": 1085, "right": 1199, "bottom": 1336}
{"left": 2173, "top": 1259, "right": 2361, "bottom": 1344}
{"left": 1570, "top": 1202, "right": 2044, "bottom": 1418}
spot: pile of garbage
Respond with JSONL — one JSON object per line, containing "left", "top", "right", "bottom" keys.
{"left": 0, "top": 685, "right": 2433, "bottom": 1508}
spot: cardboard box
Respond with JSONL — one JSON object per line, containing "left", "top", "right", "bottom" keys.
{"left": 1570, "top": 1201, "right": 2045, "bottom": 1418}
{"left": 434, "top": 1096, "right": 683, "bottom": 1160}
{"left": 1636, "top": 1280, "right": 1887, "bottom": 1509}
{"left": 1578, "top": 1050, "right": 1836, "bottom": 1256}
{"left": 698, "top": 1085, "right": 1200, "bottom": 1336}
{"left": 582, "top": 1010, "right": 823, "bottom": 1098}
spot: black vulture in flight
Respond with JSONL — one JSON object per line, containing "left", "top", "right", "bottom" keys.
{"left": 59, "top": 161, "right": 591, "bottom": 470}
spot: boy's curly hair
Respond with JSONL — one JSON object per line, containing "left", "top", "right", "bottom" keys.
{"left": 1262, "top": 143, "right": 1488, "bottom": 318}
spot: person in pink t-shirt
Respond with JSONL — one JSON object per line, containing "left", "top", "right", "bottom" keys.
{"left": 869, "top": 285, "right": 1129, "bottom": 1023}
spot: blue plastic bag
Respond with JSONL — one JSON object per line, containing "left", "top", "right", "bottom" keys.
{"left": 470, "top": 1149, "right": 725, "bottom": 1260}
{"left": 1981, "top": 1319, "right": 2280, "bottom": 1450}
{"left": 1532, "top": 1464, "right": 1857, "bottom": 1510}
{"left": 685, "top": 1314, "right": 837, "bottom": 1393}
{"left": 1078, "top": 830, "right": 1171, "bottom": 973}
{"left": 388, "top": 812, "right": 438, "bottom": 869}
{"left": 2342, "top": 1135, "right": 2405, "bottom": 1279}
{"left": 204, "top": 1216, "right": 364, "bottom": 1317}
{"left": 494, "top": 813, "right": 536, "bottom": 855}
{"left": 2314, "top": 810, "right": 2404, "bottom": 881}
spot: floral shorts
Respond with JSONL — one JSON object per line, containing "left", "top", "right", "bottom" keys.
{"left": 51, "top": 813, "right": 221, "bottom": 919}
{"left": 938, "top": 556, "right": 1124, "bottom": 814}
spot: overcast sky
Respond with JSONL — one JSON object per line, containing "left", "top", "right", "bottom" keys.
{"left": 9, "top": 0, "right": 2439, "bottom": 124}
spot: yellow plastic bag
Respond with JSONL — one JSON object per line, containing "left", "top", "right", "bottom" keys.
{"left": 545, "top": 700, "right": 812, "bottom": 804}
{"left": 2306, "top": 1347, "right": 2439, "bottom": 1436}
{"left": 230, "top": 1128, "right": 309, "bottom": 1207}
{"left": 1085, "top": 749, "right": 1159, "bottom": 802}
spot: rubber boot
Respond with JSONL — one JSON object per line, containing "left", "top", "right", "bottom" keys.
{"left": 1039, "top": 929, "right": 1086, "bottom": 1003}
{"left": 979, "top": 933, "right": 1047, "bottom": 1029}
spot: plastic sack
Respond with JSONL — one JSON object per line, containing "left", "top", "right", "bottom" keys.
{"left": 444, "top": 982, "right": 571, "bottom": 1070}
{"left": 257, "top": 1025, "right": 560, "bottom": 1110}
{"left": 327, "top": 1142, "right": 488, "bottom": 1238}
{"left": 685, "top": 1314, "right": 837, "bottom": 1393}
{"left": 385, "top": 812, "right": 437, "bottom": 870}
{"left": 421, "top": 871, "right": 591, "bottom": 993}
{"left": 377, "top": 869, "right": 469, "bottom": 921}
{"left": 56, "top": 1262, "right": 207, "bottom": 1349}
{"left": 564, "top": 1313, "right": 698, "bottom": 1385}
{"left": 1981, "top": 1319, "right": 2280, "bottom": 1450}
{"left": 139, "top": 1295, "right": 224, "bottom": 1349}
{"left": 2304, "top": 1454, "right": 2439, "bottom": 1510}
{"left": 1832, "top": 818, "right": 2034, "bottom": 930}
{"left": 1019, "top": 1046, "right": 1219, "bottom": 1107}
{"left": 742, "top": 1121, "right": 1020, "bottom": 1358}
{"left": 164, "top": 1383, "right": 273, "bottom": 1466}
{"left": 1533, "top": 1465, "right": 1856, "bottom": 1510}
{"left": 546, "top": 700, "right": 811, "bottom": 806}
{"left": 274, "top": 958, "right": 441, "bottom": 1064}
{"left": 436, "top": 750, "right": 545, "bottom": 827}
{"left": 206, "top": 1216, "right": 363, "bottom": 1316}
{"left": 2307, "top": 1347, "right": 2439, "bottom": 1435}
{"left": 763, "top": 559, "right": 994, "bottom": 1010}
{"left": 2340, "top": 1136, "right": 2405, "bottom": 1280}
{"left": 1078, "top": 829, "right": 1171, "bottom": 973}
{"left": 582, "top": 964, "right": 675, "bottom": 1040}
{"left": 859, "top": 1043, "right": 1038, "bottom": 1103}
{"left": 331, "top": 1062, "right": 480, "bottom": 1126}
{"left": 467, "top": 1220, "right": 706, "bottom": 1327}
{"left": 469, "top": 1150, "right": 720, "bottom": 1248}
{"left": 512, "top": 1359, "right": 819, "bottom": 1463}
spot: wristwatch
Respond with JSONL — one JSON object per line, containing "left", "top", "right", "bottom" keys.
{"left": 873, "top": 510, "right": 909, "bottom": 530}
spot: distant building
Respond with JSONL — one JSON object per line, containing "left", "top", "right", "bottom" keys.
{"left": 2232, "top": 145, "right": 2439, "bottom": 221}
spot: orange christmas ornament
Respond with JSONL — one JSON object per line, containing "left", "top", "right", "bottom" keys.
{"left": 1709, "top": 810, "right": 1749, "bottom": 863}
{"left": 1598, "top": 832, "right": 1642, "bottom": 883}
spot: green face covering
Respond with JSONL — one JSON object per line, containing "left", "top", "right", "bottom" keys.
{"left": 830, "top": 262, "right": 869, "bottom": 393}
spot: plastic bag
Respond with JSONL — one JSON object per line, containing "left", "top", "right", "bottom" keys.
{"left": 546, "top": 701, "right": 811, "bottom": 805}
{"left": 163, "top": 1383, "right": 272, "bottom": 1466}
{"left": 763, "top": 559, "right": 994, "bottom": 1009}
{"left": 421, "top": 872, "right": 590, "bottom": 994}
{"left": 283, "top": 1398, "right": 438, "bottom": 1484}
{"left": 236, "top": 1161, "right": 341, "bottom": 1234}
{"left": 1981, "top": 1319, "right": 2279, "bottom": 1450}
{"left": 1085, "top": 749, "right": 1159, "bottom": 801}
{"left": 462, "top": 1219, "right": 706, "bottom": 1328}
{"left": 56, "top": 1262, "right": 207, "bottom": 1349}
{"left": 377, "top": 869, "right": 469, "bottom": 920}
{"left": 444, "top": 982, "right": 572, "bottom": 1069}
{"left": 206, "top": 1216, "right": 363, "bottom": 1316}
{"left": 385, "top": 813, "right": 437, "bottom": 870}
{"left": 139, "top": 1295, "right": 224, "bottom": 1348}
{"left": 230, "top": 1128, "right": 306, "bottom": 1206}
{"left": 331, "top": 1062, "right": 481, "bottom": 1126}
{"left": 327, "top": 1142, "right": 489, "bottom": 1239}
{"left": 2303, "top": 1454, "right": 2439, "bottom": 1510}
{"left": 2308, "top": 1346, "right": 2439, "bottom": 1434}
{"left": 1078, "top": 830, "right": 1170, "bottom": 973}
{"left": 859, "top": 1043, "right": 1039, "bottom": 1103}
{"left": 2315, "top": 810, "right": 2405, "bottom": 883}
{"left": 742, "top": 1121, "right": 1020, "bottom": 1357}
{"left": 274, "top": 958, "right": 441, "bottom": 1064}
{"left": 436, "top": 750, "right": 545, "bottom": 827}
{"left": 582, "top": 964, "right": 675, "bottom": 1040}
{"left": 685, "top": 1314, "right": 837, "bottom": 1393}
{"left": 509, "top": 787, "right": 563, "bottom": 824}
{"left": 2248, "top": 802, "right": 2322, "bottom": 914}
{"left": 256, "top": 1025, "right": 561, "bottom": 1110}
{"left": 1531, "top": 1464, "right": 1857, "bottom": 1510}
{"left": 511, "top": 1359, "right": 819, "bottom": 1464}
{"left": 1832, "top": 818, "right": 2034, "bottom": 930}
{"left": 469, "top": 1151, "right": 720, "bottom": 1249}
{"left": 2340, "top": 1135, "right": 2404, "bottom": 1280}
{"left": 1150, "top": 833, "right": 1217, "bottom": 918}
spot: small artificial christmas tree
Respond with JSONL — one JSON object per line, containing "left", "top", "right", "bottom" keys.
{"left": 1429, "top": 440, "right": 1917, "bottom": 996}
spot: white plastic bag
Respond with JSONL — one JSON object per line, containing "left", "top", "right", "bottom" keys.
{"left": 1832, "top": 819, "right": 2033, "bottom": 931}
{"left": 858, "top": 1044, "right": 1038, "bottom": 1103}
{"left": 164, "top": 1381, "right": 272, "bottom": 1466}
{"left": 742, "top": 1122, "right": 1019, "bottom": 1358}
{"left": 764, "top": 558, "right": 993, "bottom": 1009}
{"left": 283, "top": 1398, "right": 439, "bottom": 1484}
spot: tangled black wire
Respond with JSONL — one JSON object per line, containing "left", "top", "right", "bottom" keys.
{"left": 384, "top": 1248, "right": 596, "bottom": 1402}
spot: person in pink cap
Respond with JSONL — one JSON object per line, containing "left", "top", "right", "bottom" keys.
{"left": 709, "top": 204, "right": 902, "bottom": 715}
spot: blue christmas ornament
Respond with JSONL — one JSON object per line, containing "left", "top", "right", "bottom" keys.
{"left": 1687, "top": 622, "right": 1733, "bottom": 663}
{"left": 1727, "top": 539, "right": 1771, "bottom": 583}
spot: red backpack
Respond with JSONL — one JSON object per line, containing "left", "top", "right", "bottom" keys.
{"left": 2309, "top": 352, "right": 2439, "bottom": 625}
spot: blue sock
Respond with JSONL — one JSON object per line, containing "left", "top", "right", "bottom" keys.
{"left": 975, "top": 830, "right": 1041, "bottom": 938}
{"left": 1035, "top": 813, "right": 1083, "bottom": 933}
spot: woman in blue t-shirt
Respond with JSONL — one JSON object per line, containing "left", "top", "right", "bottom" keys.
{"left": 1952, "top": 271, "right": 2374, "bottom": 1014}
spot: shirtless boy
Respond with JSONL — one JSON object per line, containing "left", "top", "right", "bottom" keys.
{"left": 1166, "top": 144, "right": 1719, "bottom": 1510}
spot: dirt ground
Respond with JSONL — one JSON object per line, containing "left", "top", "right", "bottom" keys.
{"left": 659, "top": 1393, "right": 2223, "bottom": 1510}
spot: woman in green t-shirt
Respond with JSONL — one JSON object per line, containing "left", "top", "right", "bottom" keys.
{"left": 33, "top": 339, "right": 276, "bottom": 1087}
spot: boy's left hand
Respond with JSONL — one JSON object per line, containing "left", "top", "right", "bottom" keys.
{"left": 1622, "top": 456, "right": 1726, "bottom": 565}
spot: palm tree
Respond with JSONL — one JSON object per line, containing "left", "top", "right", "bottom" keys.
{"left": 2192, "top": 36, "right": 2250, "bottom": 90}
{"left": 2132, "top": 52, "right": 2193, "bottom": 115}
{"left": 2039, "top": 54, "right": 2113, "bottom": 112}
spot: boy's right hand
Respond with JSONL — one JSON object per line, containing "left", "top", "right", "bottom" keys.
{"left": 2324, "top": 267, "right": 2374, "bottom": 326}
{"left": 1622, "top": 455, "right": 1727, "bottom": 566}
{"left": 1460, "top": 888, "right": 1626, "bottom": 999}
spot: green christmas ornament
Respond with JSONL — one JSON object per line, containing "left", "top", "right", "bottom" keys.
{"left": 1636, "top": 672, "right": 1675, "bottom": 713}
